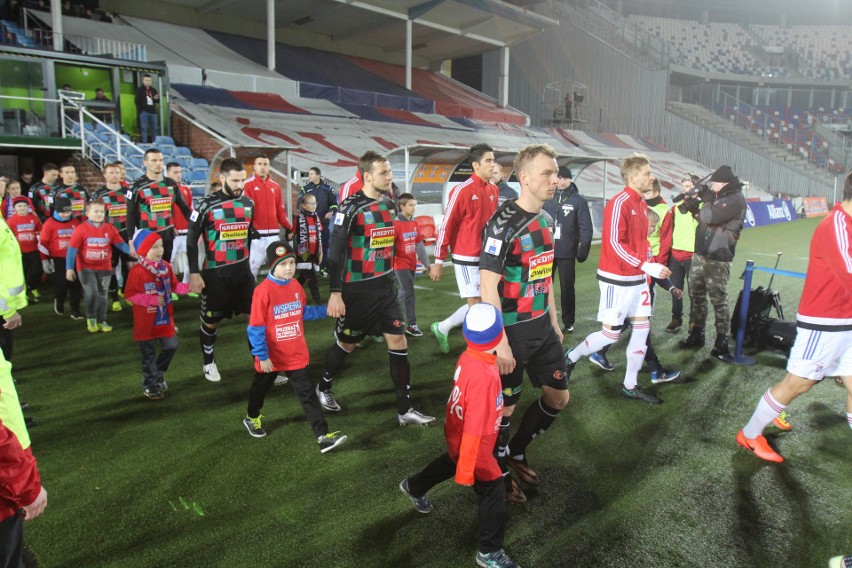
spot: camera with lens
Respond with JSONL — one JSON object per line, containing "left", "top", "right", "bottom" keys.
{"left": 674, "top": 174, "right": 711, "bottom": 214}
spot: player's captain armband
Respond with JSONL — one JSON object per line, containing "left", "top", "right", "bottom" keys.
{"left": 334, "top": 212, "right": 345, "bottom": 226}
{"left": 484, "top": 237, "right": 502, "bottom": 256}
{"left": 189, "top": 210, "right": 199, "bottom": 222}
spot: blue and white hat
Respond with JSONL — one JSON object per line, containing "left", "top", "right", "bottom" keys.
{"left": 463, "top": 303, "right": 503, "bottom": 351}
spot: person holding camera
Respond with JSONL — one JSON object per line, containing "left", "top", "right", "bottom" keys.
{"left": 662, "top": 174, "right": 701, "bottom": 333}
{"left": 678, "top": 165, "right": 747, "bottom": 360}
{"left": 543, "top": 166, "right": 593, "bottom": 334}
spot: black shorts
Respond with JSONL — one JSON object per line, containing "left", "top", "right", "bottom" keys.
{"left": 334, "top": 277, "right": 405, "bottom": 344}
{"left": 501, "top": 317, "right": 569, "bottom": 406}
{"left": 200, "top": 263, "right": 255, "bottom": 324}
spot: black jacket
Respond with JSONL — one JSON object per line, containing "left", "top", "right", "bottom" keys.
{"left": 542, "top": 183, "right": 593, "bottom": 260}
{"left": 694, "top": 182, "right": 747, "bottom": 262}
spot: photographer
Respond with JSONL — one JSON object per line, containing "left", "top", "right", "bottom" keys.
{"left": 678, "top": 166, "right": 747, "bottom": 360}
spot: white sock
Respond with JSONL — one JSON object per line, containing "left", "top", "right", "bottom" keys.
{"left": 438, "top": 304, "right": 469, "bottom": 335}
{"left": 846, "top": 412, "right": 852, "bottom": 431}
{"left": 569, "top": 328, "right": 620, "bottom": 362}
{"left": 743, "top": 389, "right": 786, "bottom": 439}
{"left": 622, "top": 321, "right": 650, "bottom": 390}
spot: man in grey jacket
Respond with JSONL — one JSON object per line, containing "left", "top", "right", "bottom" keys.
{"left": 678, "top": 165, "right": 747, "bottom": 361}
{"left": 543, "top": 166, "right": 593, "bottom": 333}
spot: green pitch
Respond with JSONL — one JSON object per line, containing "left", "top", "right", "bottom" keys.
{"left": 16, "top": 217, "right": 851, "bottom": 567}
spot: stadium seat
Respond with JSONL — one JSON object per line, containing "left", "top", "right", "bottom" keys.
{"left": 154, "top": 136, "right": 175, "bottom": 146}
{"left": 190, "top": 158, "right": 209, "bottom": 170}
{"left": 187, "top": 170, "right": 208, "bottom": 184}
{"left": 415, "top": 215, "right": 437, "bottom": 245}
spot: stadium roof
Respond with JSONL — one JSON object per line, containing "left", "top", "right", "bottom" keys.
{"left": 165, "top": 0, "right": 559, "bottom": 62}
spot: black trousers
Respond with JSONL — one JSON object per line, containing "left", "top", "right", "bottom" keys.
{"left": 0, "top": 513, "right": 23, "bottom": 568}
{"left": 248, "top": 367, "right": 328, "bottom": 438}
{"left": 21, "top": 252, "right": 42, "bottom": 293}
{"left": 667, "top": 255, "right": 692, "bottom": 320}
{"left": 297, "top": 266, "right": 321, "bottom": 304}
{"left": 407, "top": 452, "right": 506, "bottom": 554}
{"left": 555, "top": 257, "right": 577, "bottom": 328}
{"left": 50, "top": 256, "right": 81, "bottom": 311}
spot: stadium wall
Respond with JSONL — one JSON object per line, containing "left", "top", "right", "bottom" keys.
{"left": 484, "top": 12, "right": 835, "bottom": 199}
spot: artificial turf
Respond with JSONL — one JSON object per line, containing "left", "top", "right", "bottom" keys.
{"left": 15, "top": 216, "right": 851, "bottom": 567}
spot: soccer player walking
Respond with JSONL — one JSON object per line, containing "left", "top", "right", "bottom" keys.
{"left": 316, "top": 151, "right": 434, "bottom": 426}
{"left": 187, "top": 158, "right": 257, "bottom": 382}
{"left": 737, "top": 173, "right": 852, "bottom": 462}
{"left": 565, "top": 153, "right": 671, "bottom": 404}
{"left": 480, "top": 144, "right": 569, "bottom": 504}
{"left": 430, "top": 144, "right": 499, "bottom": 352}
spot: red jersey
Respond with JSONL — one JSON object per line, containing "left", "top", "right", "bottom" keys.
{"left": 435, "top": 174, "right": 498, "bottom": 265}
{"left": 444, "top": 349, "right": 503, "bottom": 484}
{"left": 338, "top": 171, "right": 363, "bottom": 203}
{"left": 125, "top": 261, "right": 179, "bottom": 341}
{"left": 393, "top": 216, "right": 423, "bottom": 271}
{"left": 6, "top": 213, "right": 41, "bottom": 254}
{"left": 38, "top": 217, "right": 80, "bottom": 259}
{"left": 597, "top": 186, "right": 648, "bottom": 285}
{"left": 248, "top": 277, "right": 309, "bottom": 372}
{"left": 243, "top": 175, "right": 291, "bottom": 235}
{"left": 67, "top": 221, "right": 125, "bottom": 271}
{"left": 797, "top": 204, "right": 852, "bottom": 330}
{"left": 0, "top": 421, "right": 41, "bottom": 523}
{"left": 172, "top": 183, "right": 194, "bottom": 234}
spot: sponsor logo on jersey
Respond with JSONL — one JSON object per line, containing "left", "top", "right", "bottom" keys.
{"left": 363, "top": 212, "right": 374, "bottom": 225}
{"left": 485, "top": 237, "right": 502, "bottom": 256}
{"left": 108, "top": 204, "right": 127, "bottom": 217}
{"left": 220, "top": 222, "right": 249, "bottom": 241}
{"left": 528, "top": 250, "right": 554, "bottom": 281}
{"left": 520, "top": 234, "right": 533, "bottom": 251}
{"left": 273, "top": 299, "right": 302, "bottom": 319}
{"left": 71, "top": 199, "right": 85, "bottom": 212}
{"left": 275, "top": 321, "right": 300, "bottom": 341}
{"left": 369, "top": 226, "right": 395, "bottom": 249}
{"left": 150, "top": 197, "right": 172, "bottom": 213}
{"left": 213, "top": 209, "right": 224, "bottom": 220}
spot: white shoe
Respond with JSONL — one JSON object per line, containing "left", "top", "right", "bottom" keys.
{"left": 273, "top": 374, "right": 289, "bottom": 387}
{"left": 316, "top": 384, "right": 341, "bottom": 412}
{"left": 398, "top": 408, "right": 436, "bottom": 426}
{"left": 203, "top": 362, "right": 221, "bottom": 382}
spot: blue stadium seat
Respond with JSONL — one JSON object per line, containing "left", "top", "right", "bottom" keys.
{"left": 173, "top": 146, "right": 192, "bottom": 157}
{"left": 154, "top": 136, "right": 175, "bottom": 146}
{"left": 190, "top": 158, "right": 209, "bottom": 170}
{"left": 187, "top": 170, "right": 208, "bottom": 184}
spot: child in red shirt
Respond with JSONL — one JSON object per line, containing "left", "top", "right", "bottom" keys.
{"left": 244, "top": 241, "right": 347, "bottom": 453}
{"left": 400, "top": 303, "right": 518, "bottom": 568}
{"left": 38, "top": 196, "right": 82, "bottom": 318}
{"left": 7, "top": 197, "right": 43, "bottom": 303}
{"left": 125, "top": 230, "right": 189, "bottom": 400}
{"left": 293, "top": 196, "right": 323, "bottom": 305}
{"left": 66, "top": 200, "right": 130, "bottom": 333}
{"left": 393, "top": 193, "right": 430, "bottom": 337}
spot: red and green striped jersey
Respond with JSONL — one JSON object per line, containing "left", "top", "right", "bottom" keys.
{"left": 126, "top": 176, "right": 190, "bottom": 232}
{"left": 480, "top": 201, "right": 555, "bottom": 326}
{"left": 328, "top": 192, "right": 395, "bottom": 291}
{"left": 51, "top": 184, "right": 88, "bottom": 220}
{"left": 91, "top": 187, "right": 128, "bottom": 236}
{"left": 187, "top": 192, "right": 255, "bottom": 271}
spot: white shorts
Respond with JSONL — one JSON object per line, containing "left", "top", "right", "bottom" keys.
{"left": 453, "top": 263, "right": 481, "bottom": 299}
{"left": 597, "top": 281, "right": 653, "bottom": 327}
{"left": 250, "top": 235, "right": 281, "bottom": 276}
{"left": 170, "top": 234, "right": 188, "bottom": 274}
{"left": 786, "top": 327, "right": 852, "bottom": 381}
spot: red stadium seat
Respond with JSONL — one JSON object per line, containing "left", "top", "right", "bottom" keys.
{"left": 416, "top": 215, "right": 437, "bottom": 245}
